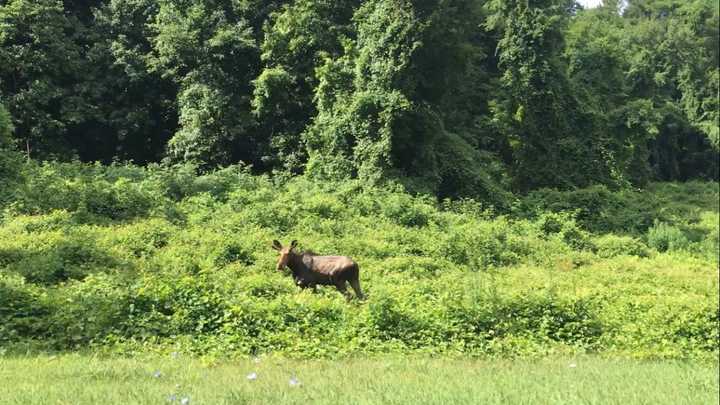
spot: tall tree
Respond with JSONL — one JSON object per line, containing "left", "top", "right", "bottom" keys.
{"left": 486, "top": 0, "right": 614, "bottom": 190}
{"left": 252, "top": 0, "right": 359, "bottom": 173}
{"left": 0, "top": 0, "right": 85, "bottom": 159}
{"left": 304, "top": 0, "right": 511, "bottom": 203}
{"left": 148, "top": 0, "right": 263, "bottom": 167}
{"left": 566, "top": 0, "right": 718, "bottom": 182}
{"left": 78, "top": 0, "right": 178, "bottom": 163}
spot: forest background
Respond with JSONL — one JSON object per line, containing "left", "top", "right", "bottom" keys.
{"left": 1, "top": 0, "right": 717, "bottom": 193}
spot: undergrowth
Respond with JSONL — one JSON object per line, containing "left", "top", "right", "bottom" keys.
{"left": 0, "top": 161, "right": 717, "bottom": 359}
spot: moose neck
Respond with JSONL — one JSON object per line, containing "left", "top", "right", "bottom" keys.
{"left": 287, "top": 251, "right": 306, "bottom": 276}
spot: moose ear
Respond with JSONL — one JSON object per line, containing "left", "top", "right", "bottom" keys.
{"left": 272, "top": 240, "right": 282, "bottom": 251}
{"left": 290, "top": 240, "right": 298, "bottom": 249}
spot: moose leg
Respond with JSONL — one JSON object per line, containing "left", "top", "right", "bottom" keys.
{"left": 334, "top": 280, "right": 352, "bottom": 300}
{"left": 349, "top": 278, "right": 365, "bottom": 300}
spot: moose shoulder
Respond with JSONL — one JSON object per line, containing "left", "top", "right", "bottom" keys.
{"left": 272, "top": 240, "right": 364, "bottom": 300}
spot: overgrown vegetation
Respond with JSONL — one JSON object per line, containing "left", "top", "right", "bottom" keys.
{"left": 1, "top": 162, "right": 717, "bottom": 359}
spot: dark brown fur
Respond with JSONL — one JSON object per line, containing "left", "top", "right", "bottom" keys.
{"left": 272, "top": 240, "right": 364, "bottom": 300}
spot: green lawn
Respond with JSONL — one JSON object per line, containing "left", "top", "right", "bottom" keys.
{"left": 0, "top": 355, "right": 716, "bottom": 404}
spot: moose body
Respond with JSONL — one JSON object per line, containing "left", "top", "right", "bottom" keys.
{"left": 272, "top": 240, "right": 364, "bottom": 300}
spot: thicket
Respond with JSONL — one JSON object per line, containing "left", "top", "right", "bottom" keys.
{"left": 0, "top": 0, "right": 717, "bottom": 197}
{"left": 1, "top": 161, "right": 717, "bottom": 359}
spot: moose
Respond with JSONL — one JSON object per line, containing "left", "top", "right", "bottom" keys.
{"left": 272, "top": 240, "right": 364, "bottom": 300}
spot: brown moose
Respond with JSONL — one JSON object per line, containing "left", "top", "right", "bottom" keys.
{"left": 272, "top": 240, "right": 364, "bottom": 300}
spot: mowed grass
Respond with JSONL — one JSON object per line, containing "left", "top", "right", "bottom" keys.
{"left": 0, "top": 355, "right": 717, "bottom": 404}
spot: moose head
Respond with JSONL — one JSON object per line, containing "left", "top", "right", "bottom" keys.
{"left": 271, "top": 239, "right": 298, "bottom": 271}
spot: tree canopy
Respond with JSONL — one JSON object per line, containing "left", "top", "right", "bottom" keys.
{"left": 0, "top": 0, "right": 717, "bottom": 199}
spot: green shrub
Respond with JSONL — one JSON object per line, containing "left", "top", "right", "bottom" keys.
{"left": 379, "top": 192, "right": 434, "bottom": 227}
{"left": 701, "top": 226, "right": 719, "bottom": 261}
{"left": 0, "top": 274, "right": 50, "bottom": 343}
{"left": 0, "top": 103, "right": 23, "bottom": 205}
{"left": 518, "top": 185, "right": 657, "bottom": 234}
{"left": 45, "top": 274, "right": 134, "bottom": 348}
{"left": 531, "top": 212, "right": 594, "bottom": 253}
{"left": 238, "top": 273, "right": 293, "bottom": 298}
{"left": 1, "top": 229, "right": 119, "bottom": 284}
{"left": 0, "top": 102, "right": 12, "bottom": 148}
{"left": 103, "top": 218, "right": 175, "bottom": 258}
{"left": 377, "top": 256, "right": 459, "bottom": 278}
{"left": 367, "top": 293, "right": 432, "bottom": 347}
{"left": 434, "top": 133, "right": 513, "bottom": 210}
{"left": 647, "top": 221, "right": 690, "bottom": 252}
{"left": 593, "top": 235, "right": 650, "bottom": 258}
{"left": 6, "top": 162, "right": 165, "bottom": 222}
{"left": 435, "top": 219, "right": 531, "bottom": 268}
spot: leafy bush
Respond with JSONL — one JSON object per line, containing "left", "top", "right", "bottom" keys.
{"left": 593, "top": 235, "right": 650, "bottom": 258}
{"left": 0, "top": 273, "right": 50, "bottom": 343}
{"left": 0, "top": 103, "right": 23, "bottom": 203}
{"left": 647, "top": 221, "right": 690, "bottom": 252}
{"left": 45, "top": 274, "right": 134, "bottom": 348}
{"left": 435, "top": 219, "right": 533, "bottom": 268}
{"left": 379, "top": 193, "right": 434, "bottom": 228}
{"left": 0, "top": 225, "right": 119, "bottom": 284}
{"left": 518, "top": 185, "right": 656, "bottom": 234}
{"left": 535, "top": 212, "right": 594, "bottom": 251}
{"left": 517, "top": 182, "right": 719, "bottom": 238}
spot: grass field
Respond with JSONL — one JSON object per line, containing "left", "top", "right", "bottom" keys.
{"left": 0, "top": 355, "right": 717, "bottom": 404}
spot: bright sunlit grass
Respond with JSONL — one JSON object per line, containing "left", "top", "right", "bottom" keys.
{"left": 0, "top": 354, "right": 717, "bottom": 404}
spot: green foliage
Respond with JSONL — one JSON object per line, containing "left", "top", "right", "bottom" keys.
{"left": 305, "top": 0, "right": 420, "bottom": 183}
{"left": 565, "top": 0, "right": 719, "bottom": 184}
{"left": 647, "top": 221, "right": 690, "bottom": 253}
{"left": 7, "top": 163, "right": 158, "bottom": 221}
{"left": 434, "top": 133, "right": 512, "bottom": 207}
{"left": 302, "top": 0, "right": 514, "bottom": 202}
{"left": 0, "top": 162, "right": 716, "bottom": 359}
{"left": 0, "top": 102, "right": 12, "bottom": 148}
{"left": 592, "top": 235, "right": 650, "bottom": 258}
{"left": 535, "top": 212, "right": 593, "bottom": 251}
{"left": 517, "top": 181, "right": 720, "bottom": 262}
{"left": 486, "top": 0, "right": 616, "bottom": 190}
{"left": 252, "top": 0, "right": 358, "bottom": 172}
{"left": 150, "top": 0, "right": 267, "bottom": 167}
{"left": 0, "top": 0, "right": 717, "bottom": 193}
{"left": 0, "top": 273, "right": 49, "bottom": 344}
{"left": 518, "top": 185, "right": 653, "bottom": 234}
{"left": 0, "top": 0, "right": 83, "bottom": 158}
{"left": 0, "top": 102, "right": 23, "bottom": 197}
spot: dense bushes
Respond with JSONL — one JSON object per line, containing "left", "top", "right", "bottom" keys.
{"left": 517, "top": 183, "right": 720, "bottom": 250}
{"left": 517, "top": 185, "right": 654, "bottom": 234}
{"left": 0, "top": 161, "right": 717, "bottom": 359}
{"left": 647, "top": 221, "right": 690, "bottom": 253}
